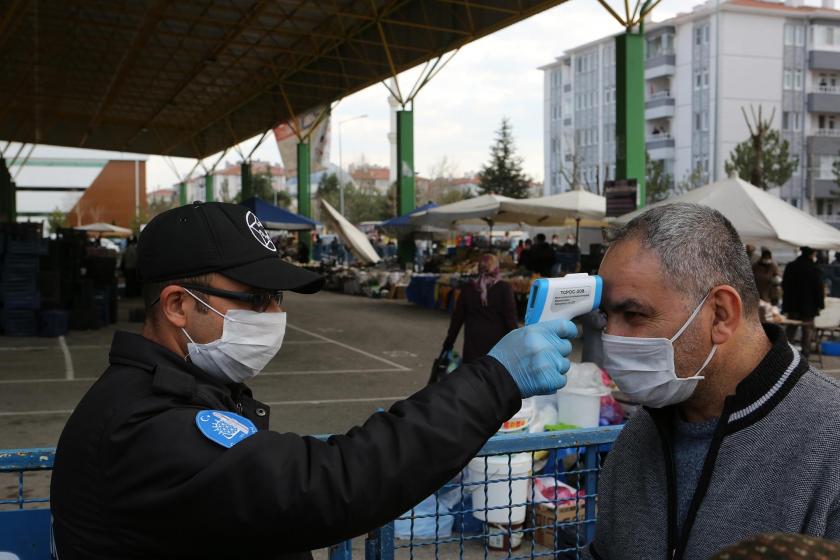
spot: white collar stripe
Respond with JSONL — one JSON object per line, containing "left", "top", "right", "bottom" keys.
{"left": 728, "top": 346, "right": 800, "bottom": 423}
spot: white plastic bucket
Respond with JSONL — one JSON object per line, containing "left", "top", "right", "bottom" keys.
{"left": 468, "top": 453, "right": 533, "bottom": 524}
{"left": 556, "top": 388, "right": 604, "bottom": 428}
{"left": 499, "top": 398, "right": 535, "bottom": 433}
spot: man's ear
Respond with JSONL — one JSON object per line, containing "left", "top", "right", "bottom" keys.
{"left": 710, "top": 285, "right": 742, "bottom": 346}
{"left": 159, "top": 285, "right": 190, "bottom": 329}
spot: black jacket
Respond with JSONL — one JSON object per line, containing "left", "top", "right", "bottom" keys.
{"left": 51, "top": 331, "right": 520, "bottom": 560}
{"left": 782, "top": 255, "right": 825, "bottom": 318}
{"left": 443, "top": 281, "right": 519, "bottom": 363}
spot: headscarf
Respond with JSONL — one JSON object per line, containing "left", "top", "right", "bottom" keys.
{"left": 473, "top": 254, "right": 501, "bottom": 307}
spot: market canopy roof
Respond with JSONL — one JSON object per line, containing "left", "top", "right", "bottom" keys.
{"left": 1, "top": 0, "right": 565, "bottom": 158}
{"left": 239, "top": 196, "right": 317, "bottom": 231}
{"left": 614, "top": 177, "right": 840, "bottom": 250}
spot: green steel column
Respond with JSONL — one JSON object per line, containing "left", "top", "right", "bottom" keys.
{"left": 297, "top": 143, "right": 311, "bottom": 219}
{"left": 178, "top": 181, "right": 187, "bottom": 206}
{"left": 396, "top": 110, "right": 416, "bottom": 266}
{"left": 204, "top": 174, "right": 214, "bottom": 202}
{"left": 297, "top": 142, "right": 312, "bottom": 250}
{"left": 241, "top": 161, "right": 253, "bottom": 200}
{"left": 615, "top": 32, "right": 646, "bottom": 207}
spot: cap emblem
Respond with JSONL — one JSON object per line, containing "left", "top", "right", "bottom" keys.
{"left": 245, "top": 211, "right": 276, "bottom": 252}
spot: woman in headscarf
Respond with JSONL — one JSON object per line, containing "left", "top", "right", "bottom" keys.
{"left": 441, "top": 254, "right": 519, "bottom": 364}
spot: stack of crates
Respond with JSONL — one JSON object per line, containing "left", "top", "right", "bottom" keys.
{"left": 0, "top": 224, "right": 46, "bottom": 336}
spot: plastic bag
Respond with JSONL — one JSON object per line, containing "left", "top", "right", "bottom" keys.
{"left": 395, "top": 490, "right": 457, "bottom": 539}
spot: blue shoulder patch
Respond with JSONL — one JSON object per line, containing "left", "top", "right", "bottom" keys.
{"left": 195, "top": 410, "right": 257, "bottom": 449}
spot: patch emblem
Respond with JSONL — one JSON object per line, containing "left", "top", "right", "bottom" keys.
{"left": 196, "top": 410, "right": 257, "bottom": 448}
{"left": 245, "top": 210, "right": 276, "bottom": 252}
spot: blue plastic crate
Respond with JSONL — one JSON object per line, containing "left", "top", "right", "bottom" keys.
{"left": 6, "top": 239, "right": 47, "bottom": 256}
{"left": 822, "top": 341, "right": 840, "bottom": 357}
{"left": 3, "top": 292, "right": 41, "bottom": 310}
{"left": 2, "top": 309, "right": 38, "bottom": 336}
{"left": 38, "top": 309, "right": 69, "bottom": 337}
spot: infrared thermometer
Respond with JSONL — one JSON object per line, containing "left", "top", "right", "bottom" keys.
{"left": 524, "top": 274, "right": 603, "bottom": 325}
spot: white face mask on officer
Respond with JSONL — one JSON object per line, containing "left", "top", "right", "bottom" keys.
{"left": 601, "top": 292, "right": 717, "bottom": 408}
{"left": 181, "top": 288, "right": 286, "bottom": 383}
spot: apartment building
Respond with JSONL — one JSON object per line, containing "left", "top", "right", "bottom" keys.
{"left": 542, "top": 0, "right": 840, "bottom": 227}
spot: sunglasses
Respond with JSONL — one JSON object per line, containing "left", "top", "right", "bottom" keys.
{"left": 178, "top": 283, "right": 284, "bottom": 312}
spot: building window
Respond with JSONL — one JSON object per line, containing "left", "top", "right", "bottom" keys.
{"left": 785, "top": 24, "right": 795, "bottom": 46}
{"left": 694, "top": 111, "right": 709, "bottom": 131}
{"left": 819, "top": 114, "right": 837, "bottom": 129}
{"left": 794, "top": 69, "right": 803, "bottom": 90}
{"left": 784, "top": 70, "right": 792, "bottom": 89}
{"left": 796, "top": 25, "right": 805, "bottom": 46}
{"left": 695, "top": 24, "right": 710, "bottom": 45}
{"left": 783, "top": 111, "right": 802, "bottom": 131}
{"left": 827, "top": 26, "right": 835, "bottom": 46}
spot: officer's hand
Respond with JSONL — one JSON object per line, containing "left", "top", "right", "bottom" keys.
{"left": 488, "top": 319, "right": 577, "bottom": 399}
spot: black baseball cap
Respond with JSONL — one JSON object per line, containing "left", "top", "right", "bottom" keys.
{"left": 137, "top": 201, "right": 323, "bottom": 293}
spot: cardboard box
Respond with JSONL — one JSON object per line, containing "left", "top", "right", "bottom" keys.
{"left": 531, "top": 502, "right": 588, "bottom": 549}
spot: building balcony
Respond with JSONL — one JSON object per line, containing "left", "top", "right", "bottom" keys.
{"left": 811, "top": 177, "right": 838, "bottom": 198}
{"left": 808, "top": 92, "right": 840, "bottom": 114}
{"left": 645, "top": 92, "right": 675, "bottom": 120}
{"left": 807, "top": 130, "right": 840, "bottom": 153}
{"left": 646, "top": 134, "right": 675, "bottom": 160}
{"left": 645, "top": 54, "right": 675, "bottom": 80}
{"left": 809, "top": 51, "right": 840, "bottom": 72}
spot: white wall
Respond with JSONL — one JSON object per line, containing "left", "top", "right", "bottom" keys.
{"left": 673, "top": 19, "right": 696, "bottom": 182}
{"left": 716, "top": 11, "right": 785, "bottom": 177}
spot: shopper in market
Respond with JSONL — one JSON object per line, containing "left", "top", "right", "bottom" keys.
{"left": 751, "top": 247, "right": 781, "bottom": 305}
{"left": 528, "top": 233, "right": 556, "bottom": 277}
{"left": 50, "top": 201, "right": 578, "bottom": 560}
{"left": 782, "top": 246, "right": 825, "bottom": 358}
{"left": 441, "top": 253, "right": 519, "bottom": 364}
{"left": 588, "top": 203, "right": 840, "bottom": 560}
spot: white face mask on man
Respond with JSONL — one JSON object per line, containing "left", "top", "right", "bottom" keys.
{"left": 601, "top": 293, "right": 717, "bottom": 408}
{"left": 181, "top": 288, "right": 286, "bottom": 383}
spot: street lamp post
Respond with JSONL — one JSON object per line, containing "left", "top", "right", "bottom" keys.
{"left": 338, "top": 114, "right": 368, "bottom": 216}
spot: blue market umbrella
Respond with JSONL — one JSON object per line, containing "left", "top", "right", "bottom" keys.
{"left": 239, "top": 197, "right": 319, "bottom": 231}
{"left": 378, "top": 203, "right": 448, "bottom": 239}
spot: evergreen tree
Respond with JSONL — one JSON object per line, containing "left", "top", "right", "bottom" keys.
{"left": 724, "top": 106, "right": 798, "bottom": 190}
{"left": 478, "top": 118, "right": 531, "bottom": 199}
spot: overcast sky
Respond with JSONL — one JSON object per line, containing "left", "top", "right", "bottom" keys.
{"left": 146, "top": 0, "right": 704, "bottom": 191}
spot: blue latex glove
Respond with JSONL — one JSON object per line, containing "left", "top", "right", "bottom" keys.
{"left": 488, "top": 319, "right": 577, "bottom": 398}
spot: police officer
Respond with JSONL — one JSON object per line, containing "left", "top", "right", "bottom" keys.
{"left": 51, "top": 202, "right": 576, "bottom": 560}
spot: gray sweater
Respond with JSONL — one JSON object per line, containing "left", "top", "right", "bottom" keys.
{"left": 590, "top": 325, "right": 840, "bottom": 560}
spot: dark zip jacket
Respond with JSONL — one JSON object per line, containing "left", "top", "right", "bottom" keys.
{"left": 51, "top": 331, "right": 521, "bottom": 559}
{"left": 589, "top": 325, "right": 840, "bottom": 560}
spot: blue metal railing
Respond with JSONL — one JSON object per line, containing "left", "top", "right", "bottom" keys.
{"left": 0, "top": 427, "right": 622, "bottom": 560}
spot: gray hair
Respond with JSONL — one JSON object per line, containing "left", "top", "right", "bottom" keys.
{"left": 609, "top": 203, "right": 760, "bottom": 316}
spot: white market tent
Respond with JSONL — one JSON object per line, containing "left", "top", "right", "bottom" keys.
{"left": 614, "top": 177, "right": 840, "bottom": 250}
{"left": 506, "top": 190, "right": 607, "bottom": 226}
{"left": 74, "top": 223, "right": 133, "bottom": 237}
{"left": 410, "top": 192, "right": 608, "bottom": 232}
{"left": 320, "top": 200, "right": 381, "bottom": 265}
